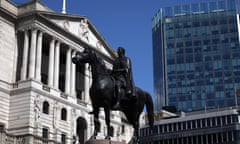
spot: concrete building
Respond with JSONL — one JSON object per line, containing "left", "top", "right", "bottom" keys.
{"left": 152, "top": 0, "right": 240, "bottom": 112}
{"left": 140, "top": 107, "right": 240, "bottom": 144}
{"left": 0, "top": 0, "right": 133, "bottom": 143}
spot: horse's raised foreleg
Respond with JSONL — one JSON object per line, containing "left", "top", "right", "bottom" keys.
{"left": 91, "top": 108, "right": 100, "bottom": 139}
{"left": 104, "top": 107, "right": 111, "bottom": 140}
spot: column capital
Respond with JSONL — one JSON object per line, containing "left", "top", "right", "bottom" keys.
{"left": 51, "top": 36, "right": 59, "bottom": 41}
{"left": 50, "top": 37, "right": 56, "bottom": 42}
{"left": 16, "top": 27, "right": 37, "bottom": 32}
{"left": 30, "top": 28, "right": 38, "bottom": 32}
{"left": 55, "top": 41, "right": 61, "bottom": 47}
{"left": 38, "top": 31, "right": 43, "bottom": 36}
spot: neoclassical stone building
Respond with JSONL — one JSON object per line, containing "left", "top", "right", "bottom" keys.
{"left": 0, "top": 0, "right": 133, "bottom": 143}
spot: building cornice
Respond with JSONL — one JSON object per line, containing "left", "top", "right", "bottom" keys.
{"left": 0, "top": 7, "right": 16, "bottom": 23}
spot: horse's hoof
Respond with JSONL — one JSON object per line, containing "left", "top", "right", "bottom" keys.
{"left": 90, "top": 136, "right": 96, "bottom": 140}
{"left": 105, "top": 136, "right": 111, "bottom": 140}
{"left": 128, "top": 137, "right": 139, "bottom": 144}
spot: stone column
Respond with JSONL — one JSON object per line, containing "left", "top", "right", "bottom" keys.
{"left": 65, "top": 47, "right": 71, "bottom": 94}
{"left": 35, "top": 32, "right": 43, "bottom": 81}
{"left": 48, "top": 38, "right": 55, "bottom": 87}
{"left": 20, "top": 30, "right": 29, "bottom": 80}
{"left": 54, "top": 41, "right": 60, "bottom": 89}
{"left": 29, "top": 29, "right": 37, "bottom": 79}
{"left": 71, "top": 51, "right": 76, "bottom": 96}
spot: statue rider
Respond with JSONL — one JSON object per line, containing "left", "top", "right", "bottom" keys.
{"left": 112, "top": 47, "right": 136, "bottom": 109}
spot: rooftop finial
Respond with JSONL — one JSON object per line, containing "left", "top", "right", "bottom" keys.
{"left": 62, "top": 0, "right": 66, "bottom": 14}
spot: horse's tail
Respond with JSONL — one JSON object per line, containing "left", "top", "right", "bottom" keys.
{"left": 145, "top": 92, "right": 154, "bottom": 129}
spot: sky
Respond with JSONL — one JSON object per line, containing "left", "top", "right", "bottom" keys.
{"left": 13, "top": 0, "right": 210, "bottom": 98}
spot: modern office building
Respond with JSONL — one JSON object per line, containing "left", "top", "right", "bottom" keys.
{"left": 0, "top": 0, "right": 133, "bottom": 143}
{"left": 152, "top": 0, "right": 240, "bottom": 112}
{"left": 140, "top": 107, "right": 240, "bottom": 144}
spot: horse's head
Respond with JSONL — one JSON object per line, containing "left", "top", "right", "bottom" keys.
{"left": 72, "top": 48, "right": 93, "bottom": 64}
{"left": 72, "top": 47, "right": 108, "bottom": 75}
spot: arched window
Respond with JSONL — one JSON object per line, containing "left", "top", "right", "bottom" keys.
{"left": 61, "top": 108, "right": 67, "bottom": 121}
{"left": 110, "top": 126, "right": 114, "bottom": 137}
{"left": 76, "top": 117, "right": 87, "bottom": 144}
{"left": 42, "top": 101, "right": 49, "bottom": 114}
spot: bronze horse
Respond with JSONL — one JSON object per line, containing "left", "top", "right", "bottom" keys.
{"left": 72, "top": 48, "right": 154, "bottom": 144}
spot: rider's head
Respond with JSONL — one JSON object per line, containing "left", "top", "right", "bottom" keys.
{"left": 117, "top": 47, "right": 125, "bottom": 57}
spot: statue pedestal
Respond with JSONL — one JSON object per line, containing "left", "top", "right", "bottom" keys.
{"left": 85, "top": 139, "right": 126, "bottom": 144}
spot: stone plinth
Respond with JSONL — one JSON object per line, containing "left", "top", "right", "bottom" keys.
{"left": 85, "top": 139, "right": 126, "bottom": 144}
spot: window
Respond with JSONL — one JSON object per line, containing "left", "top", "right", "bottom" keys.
{"left": 182, "top": 122, "right": 186, "bottom": 130}
{"left": 222, "top": 116, "right": 226, "bottom": 125}
{"left": 217, "top": 117, "right": 221, "bottom": 126}
{"left": 61, "top": 108, "right": 67, "bottom": 121}
{"left": 202, "top": 119, "right": 206, "bottom": 128}
{"left": 164, "top": 124, "right": 168, "bottom": 132}
{"left": 121, "top": 125, "right": 125, "bottom": 134}
{"left": 42, "top": 128, "right": 49, "bottom": 139}
{"left": 173, "top": 123, "right": 177, "bottom": 131}
{"left": 227, "top": 115, "right": 232, "bottom": 124}
{"left": 110, "top": 126, "right": 114, "bottom": 137}
{"left": 212, "top": 117, "right": 216, "bottom": 126}
{"left": 43, "top": 101, "right": 49, "bottom": 114}
{"left": 61, "top": 133, "right": 66, "bottom": 144}
{"left": 192, "top": 120, "right": 196, "bottom": 129}
{"left": 159, "top": 125, "right": 163, "bottom": 133}
{"left": 0, "top": 123, "right": 4, "bottom": 131}
{"left": 232, "top": 115, "right": 238, "bottom": 123}
{"left": 178, "top": 122, "right": 181, "bottom": 131}
{"left": 207, "top": 118, "right": 211, "bottom": 127}
{"left": 187, "top": 121, "right": 191, "bottom": 129}
{"left": 197, "top": 119, "right": 202, "bottom": 128}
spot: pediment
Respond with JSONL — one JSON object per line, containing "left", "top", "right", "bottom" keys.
{"left": 40, "top": 13, "right": 116, "bottom": 59}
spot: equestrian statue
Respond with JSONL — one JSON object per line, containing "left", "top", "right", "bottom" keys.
{"left": 72, "top": 47, "right": 154, "bottom": 144}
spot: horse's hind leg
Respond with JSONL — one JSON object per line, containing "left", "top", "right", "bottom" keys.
{"left": 91, "top": 108, "right": 100, "bottom": 139}
{"left": 104, "top": 107, "right": 111, "bottom": 140}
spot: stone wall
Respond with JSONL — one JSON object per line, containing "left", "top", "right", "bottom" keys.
{"left": 0, "top": 15, "right": 17, "bottom": 83}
